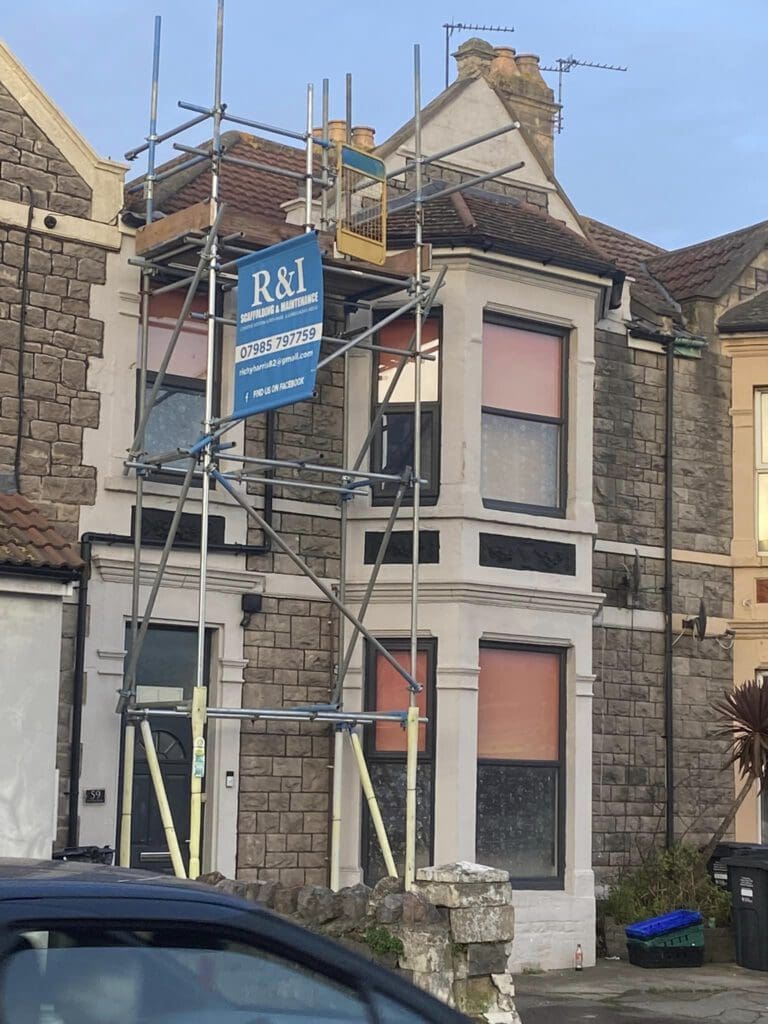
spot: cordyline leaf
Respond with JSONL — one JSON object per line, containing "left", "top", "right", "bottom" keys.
{"left": 712, "top": 678, "right": 768, "bottom": 781}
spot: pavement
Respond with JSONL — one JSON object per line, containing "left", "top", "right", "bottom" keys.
{"left": 515, "top": 959, "right": 768, "bottom": 1023}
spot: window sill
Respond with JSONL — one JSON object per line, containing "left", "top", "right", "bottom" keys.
{"left": 482, "top": 498, "right": 566, "bottom": 519}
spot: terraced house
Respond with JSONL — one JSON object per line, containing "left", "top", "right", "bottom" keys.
{"left": 2, "top": 29, "right": 762, "bottom": 975}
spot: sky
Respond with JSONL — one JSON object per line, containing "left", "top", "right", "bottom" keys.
{"left": 3, "top": 1, "right": 766, "bottom": 251}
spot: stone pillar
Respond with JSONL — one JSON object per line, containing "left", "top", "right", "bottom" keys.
{"left": 416, "top": 863, "right": 520, "bottom": 1023}
{"left": 433, "top": 666, "right": 480, "bottom": 863}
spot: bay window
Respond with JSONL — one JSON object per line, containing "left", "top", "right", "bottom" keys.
{"left": 476, "top": 643, "right": 565, "bottom": 886}
{"left": 370, "top": 315, "right": 441, "bottom": 504}
{"left": 481, "top": 316, "right": 567, "bottom": 515}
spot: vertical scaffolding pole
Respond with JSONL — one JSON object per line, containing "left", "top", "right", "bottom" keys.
{"left": 304, "top": 83, "right": 314, "bottom": 232}
{"left": 189, "top": 0, "right": 224, "bottom": 881}
{"left": 404, "top": 43, "right": 424, "bottom": 892}
{"left": 123, "top": 14, "right": 162, "bottom": 867}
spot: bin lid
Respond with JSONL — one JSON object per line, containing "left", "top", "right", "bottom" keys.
{"left": 724, "top": 855, "right": 768, "bottom": 870}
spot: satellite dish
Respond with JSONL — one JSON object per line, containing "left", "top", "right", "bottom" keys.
{"left": 683, "top": 599, "right": 708, "bottom": 640}
{"left": 695, "top": 598, "right": 707, "bottom": 640}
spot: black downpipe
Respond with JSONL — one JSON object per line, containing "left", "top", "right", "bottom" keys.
{"left": 67, "top": 536, "right": 91, "bottom": 847}
{"left": 664, "top": 340, "right": 675, "bottom": 848}
{"left": 12, "top": 192, "right": 34, "bottom": 492}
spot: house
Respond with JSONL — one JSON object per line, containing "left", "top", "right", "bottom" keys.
{"left": 0, "top": 40, "right": 124, "bottom": 850}
{"left": 584, "top": 216, "right": 768, "bottom": 882}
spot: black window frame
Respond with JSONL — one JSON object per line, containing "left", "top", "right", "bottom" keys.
{"left": 369, "top": 309, "right": 442, "bottom": 507}
{"left": 475, "top": 640, "right": 567, "bottom": 890}
{"left": 361, "top": 637, "right": 438, "bottom": 885}
{"left": 481, "top": 312, "right": 569, "bottom": 518}
{"left": 136, "top": 286, "right": 223, "bottom": 487}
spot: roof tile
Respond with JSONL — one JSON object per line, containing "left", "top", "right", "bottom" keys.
{"left": 0, "top": 492, "right": 83, "bottom": 573}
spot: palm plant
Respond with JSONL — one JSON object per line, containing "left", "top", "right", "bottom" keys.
{"left": 703, "top": 678, "right": 768, "bottom": 861}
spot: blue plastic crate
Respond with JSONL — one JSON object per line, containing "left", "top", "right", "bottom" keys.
{"left": 625, "top": 910, "right": 702, "bottom": 940}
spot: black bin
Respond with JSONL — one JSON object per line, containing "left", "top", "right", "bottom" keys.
{"left": 727, "top": 856, "right": 768, "bottom": 971}
{"left": 52, "top": 845, "right": 114, "bottom": 865}
{"left": 709, "top": 842, "right": 767, "bottom": 890}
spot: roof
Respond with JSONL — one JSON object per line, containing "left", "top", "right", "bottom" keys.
{"left": 646, "top": 220, "right": 768, "bottom": 302}
{"left": 582, "top": 216, "right": 681, "bottom": 325}
{"left": 719, "top": 290, "right": 768, "bottom": 333}
{"left": 0, "top": 492, "right": 83, "bottom": 574}
{"left": 126, "top": 131, "right": 305, "bottom": 221}
{"left": 0, "top": 859, "right": 220, "bottom": 900}
{"left": 388, "top": 184, "right": 622, "bottom": 283}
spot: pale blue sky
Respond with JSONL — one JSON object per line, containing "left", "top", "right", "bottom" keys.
{"left": 3, "top": 1, "right": 765, "bottom": 250}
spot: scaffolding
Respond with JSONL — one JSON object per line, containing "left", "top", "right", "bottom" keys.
{"left": 117, "top": 0, "right": 523, "bottom": 889}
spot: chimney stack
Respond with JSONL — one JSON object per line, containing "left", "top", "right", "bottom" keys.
{"left": 453, "top": 39, "right": 559, "bottom": 173}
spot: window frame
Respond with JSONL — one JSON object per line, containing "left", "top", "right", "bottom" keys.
{"left": 476, "top": 640, "right": 567, "bottom": 889}
{"left": 755, "top": 388, "right": 768, "bottom": 551}
{"left": 361, "top": 637, "right": 438, "bottom": 884}
{"left": 136, "top": 286, "right": 223, "bottom": 486}
{"left": 369, "top": 309, "right": 442, "bottom": 507}
{"left": 481, "top": 312, "right": 569, "bottom": 518}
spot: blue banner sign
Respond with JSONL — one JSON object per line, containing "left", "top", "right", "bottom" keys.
{"left": 233, "top": 233, "right": 323, "bottom": 419}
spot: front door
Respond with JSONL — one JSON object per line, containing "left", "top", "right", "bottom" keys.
{"left": 123, "top": 624, "right": 211, "bottom": 874}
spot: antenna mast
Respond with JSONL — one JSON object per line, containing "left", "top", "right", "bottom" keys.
{"left": 541, "top": 55, "right": 627, "bottom": 132}
{"left": 443, "top": 21, "right": 514, "bottom": 88}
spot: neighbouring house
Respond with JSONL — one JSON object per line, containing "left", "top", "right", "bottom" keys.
{"left": 584, "top": 216, "right": 768, "bottom": 878}
{"left": 0, "top": 40, "right": 124, "bottom": 849}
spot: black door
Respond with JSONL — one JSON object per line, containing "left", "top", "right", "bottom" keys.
{"left": 131, "top": 717, "right": 192, "bottom": 873}
{"left": 121, "top": 624, "right": 211, "bottom": 874}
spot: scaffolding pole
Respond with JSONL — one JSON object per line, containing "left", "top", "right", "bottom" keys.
{"left": 405, "top": 42, "right": 424, "bottom": 893}
{"left": 119, "top": 0, "right": 525, "bottom": 888}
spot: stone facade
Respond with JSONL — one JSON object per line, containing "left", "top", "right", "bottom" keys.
{"left": 0, "top": 58, "right": 118, "bottom": 857}
{"left": 201, "top": 862, "right": 520, "bottom": 1022}
{"left": 237, "top": 336, "right": 344, "bottom": 885}
{"left": 592, "top": 323, "right": 734, "bottom": 884}
{"left": 0, "top": 83, "right": 92, "bottom": 216}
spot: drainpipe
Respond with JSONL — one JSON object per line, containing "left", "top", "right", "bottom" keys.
{"left": 67, "top": 535, "right": 91, "bottom": 847}
{"left": 664, "top": 339, "right": 675, "bottom": 849}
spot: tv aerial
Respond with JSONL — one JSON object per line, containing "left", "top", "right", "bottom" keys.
{"left": 540, "top": 55, "right": 628, "bottom": 133}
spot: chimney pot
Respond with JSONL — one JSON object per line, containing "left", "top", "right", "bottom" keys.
{"left": 327, "top": 119, "right": 348, "bottom": 145}
{"left": 351, "top": 125, "right": 375, "bottom": 152}
{"left": 490, "top": 46, "right": 519, "bottom": 83}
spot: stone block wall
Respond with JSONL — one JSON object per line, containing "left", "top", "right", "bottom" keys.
{"left": 594, "top": 327, "right": 732, "bottom": 554}
{"left": 238, "top": 334, "right": 344, "bottom": 885}
{"left": 201, "top": 862, "right": 520, "bottom": 1023}
{"left": 0, "top": 84, "right": 92, "bottom": 216}
{"left": 592, "top": 325, "right": 734, "bottom": 885}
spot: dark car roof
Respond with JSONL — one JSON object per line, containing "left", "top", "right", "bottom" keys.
{"left": 0, "top": 860, "right": 235, "bottom": 904}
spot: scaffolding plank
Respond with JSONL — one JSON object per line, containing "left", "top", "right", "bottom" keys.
{"left": 135, "top": 200, "right": 214, "bottom": 255}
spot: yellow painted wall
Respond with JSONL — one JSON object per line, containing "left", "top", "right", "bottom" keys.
{"left": 723, "top": 332, "right": 768, "bottom": 840}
